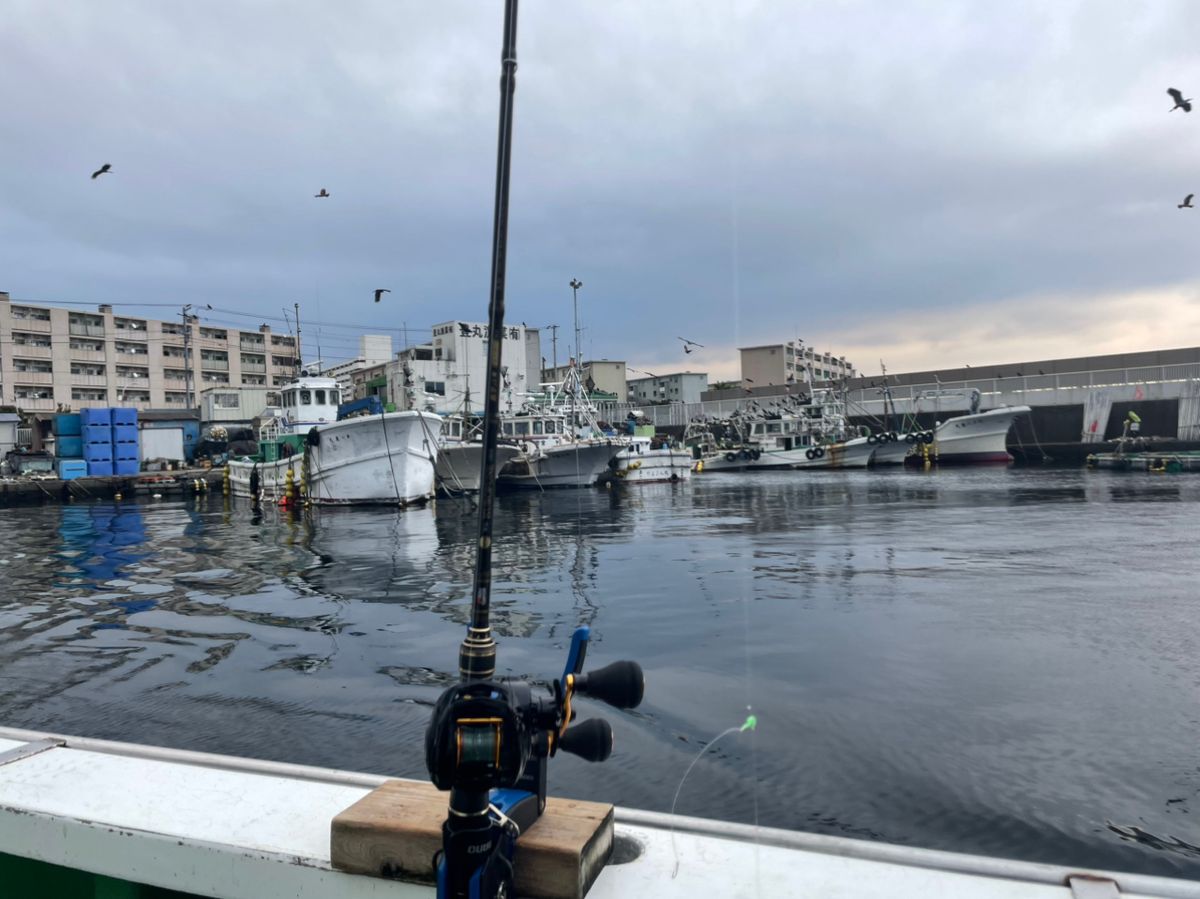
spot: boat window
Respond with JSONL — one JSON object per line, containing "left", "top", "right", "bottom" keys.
{"left": 753, "top": 423, "right": 764, "bottom": 435}
{"left": 315, "top": 389, "right": 326, "bottom": 404}
{"left": 503, "top": 422, "right": 514, "bottom": 436}
{"left": 533, "top": 421, "right": 543, "bottom": 435}
{"left": 545, "top": 420, "right": 557, "bottom": 434}
{"left": 767, "top": 422, "right": 781, "bottom": 434}
{"left": 300, "top": 389, "right": 311, "bottom": 404}
{"left": 783, "top": 422, "right": 793, "bottom": 432}
{"left": 514, "top": 421, "right": 530, "bottom": 436}
{"left": 451, "top": 421, "right": 462, "bottom": 438}
{"left": 330, "top": 388, "right": 340, "bottom": 404}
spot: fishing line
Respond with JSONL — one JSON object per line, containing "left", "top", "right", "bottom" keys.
{"left": 669, "top": 712, "right": 758, "bottom": 877}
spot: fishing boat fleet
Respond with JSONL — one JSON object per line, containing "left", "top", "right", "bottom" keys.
{"left": 224, "top": 372, "right": 1032, "bottom": 505}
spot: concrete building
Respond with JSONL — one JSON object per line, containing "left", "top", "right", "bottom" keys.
{"left": 739, "top": 341, "right": 857, "bottom": 388}
{"left": 386, "top": 321, "right": 541, "bottom": 414}
{"left": 320, "top": 335, "right": 393, "bottom": 397}
{"left": 543, "top": 360, "right": 627, "bottom": 398}
{"left": 200, "top": 386, "right": 274, "bottom": 426}
{"left": 0, "top": 292, "right": 299, "bottom": 412}
{"left": 627, "top": 371, "right": 709, "bottom": 405}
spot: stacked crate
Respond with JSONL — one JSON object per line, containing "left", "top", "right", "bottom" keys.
{"left": 81, "top": 408, "right": 114, "bottom": 477}
{"left": 54, "top": 413, "right": 86, "bottom": 480}
{"left": 112, "top": 408, "right": 140, "bottom": 475}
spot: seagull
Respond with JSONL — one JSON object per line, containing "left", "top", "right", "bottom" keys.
{"left": 90, "top": 163, "right": 111, "bottom": 179}
{"left": 1168, "top": 88, "right": 1193, "bottom": 112}
{"left": 1180, "top": 194, "right": 1194, "bottom": 209}
{"left": 373, "top": 288, "right": 390, "bottom": 303}
{"left": 314, "top": 188, "right": 331, "bottom": 198}
{"left": 678, "top": 336, "right": 704, "bottom": 355}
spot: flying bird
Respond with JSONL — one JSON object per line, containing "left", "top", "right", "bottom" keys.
{"left": 90, "top": 163, "right": 111, "bottom": 179}
{"left": 1168, "top": 88, "right": 1192, "bottom": 112}
{"left": 678, "top": 336, "right": 704, "bottom": 354}
{"left": 1180, "top": 194, "right": 1194, "bottom": 209}
{"left": 373, "top": 288, "right": 390, "bottom": 303}
{"left": 314, "top": 188, "right": 331, "bottom": 198}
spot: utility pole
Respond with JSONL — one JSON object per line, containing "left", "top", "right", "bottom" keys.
{"left": 294, "top": 302, "right": 302, "bottom": 375}
{"left": 181, "top": 304, "right": 193, "bottom": 409}
{"left": 545, "top": 324, "right": 559, "bottom": 377}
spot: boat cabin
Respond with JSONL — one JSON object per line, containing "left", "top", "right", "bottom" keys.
{"left": 747, "top": 418, "right": 816, "bottom": 450}
{"left": 278, "top": 376, "right": 341, "bottom": 430}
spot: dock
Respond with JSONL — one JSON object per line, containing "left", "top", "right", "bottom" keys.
{"left": 0, "top": 468, "right": 225, "bottom": 507}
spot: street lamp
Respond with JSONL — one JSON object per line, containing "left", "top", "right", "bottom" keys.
{"left": 569, "top": 279, "right": 582, "bottom": 364}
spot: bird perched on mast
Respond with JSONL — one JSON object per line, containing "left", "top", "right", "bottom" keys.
{"left": 1168, "top": 88, "right": 1192, "bottom": 112}
{"left": 90, "top": 163, "right": 111, "bottom": 180}
{"left": 314, "top": 188, "right": 331, "bottom": 198}
{"left": 1179, "top": 193, "right": 1194, "bottom": 209}
{"left": 678, "top": 336, "right": 704, "bottom": 355}
{"left": 374, "top": 288, "right": 391, "bottom": 303}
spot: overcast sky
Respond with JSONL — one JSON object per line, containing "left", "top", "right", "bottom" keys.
{"left": 3, "top": 1, "right": 1200, "bottom": 379}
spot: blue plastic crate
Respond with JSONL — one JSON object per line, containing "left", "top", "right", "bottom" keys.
{"left": 56, "top": 436, "right": 84, "bottom": 458}
{"left": 112, "top": 425, "right": 138, "bottom": 445}
{"left": 113, "top": 459, "right": 140, "bottom": 476}
{"left": 82, "top": 424, "right": 113, "bottom": 445}
{"left": 55, "top": 413, "right": 82, "bottom": 436}
{"left": 114, "top": 450, "right": 139, "bottom": 464}
{"left": 111, "top": 408, "right": 138, "bottom": 427}
{"left": 87, "top": 459, "right": 114, "bottom": 477}
{"left": 83, "top": 443, "right": 113, "bottom": 462}
{"left": 58, "top": 459, "right": 88, "bottom": 480}
{"left": 80, "top": 408, "right": 113, "bottom": 428}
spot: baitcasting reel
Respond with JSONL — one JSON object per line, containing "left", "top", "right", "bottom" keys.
{"left": 425, "top": 626, "right": 644, "bottom": 899}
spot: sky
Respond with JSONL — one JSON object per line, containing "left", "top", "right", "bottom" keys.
{"left": 3, "top": 1, "right": 1200, "bottom": 381}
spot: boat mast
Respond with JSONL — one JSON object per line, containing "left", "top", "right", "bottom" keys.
{"left": 459, "top": 0, "right": 519, "bottom": 683}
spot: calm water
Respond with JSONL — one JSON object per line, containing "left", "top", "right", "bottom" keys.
{"left": 0, "top": 469, "right": 1198, "bottom": 879}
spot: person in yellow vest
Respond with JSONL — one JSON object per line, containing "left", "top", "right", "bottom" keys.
{"left": 1125, "top": 410, "right": 1142, "bottom": 443}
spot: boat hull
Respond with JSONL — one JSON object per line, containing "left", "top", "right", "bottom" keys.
{"left": 229, "top": 412, "right": 440, "bottom": 505}
{"left": 499, "top": 441, "right": 622, "bottom": 488}
{"left": 920, "top": 406, "right": 1032, "bottom": 465}
{"left": 870, "top": 434, "right": 919, "bottom": 465}
{"left": 436, "top": 443, "right": 521, "bottom": 492}
{"left": 612, "top": 447, "right": 693, "bottom": 483}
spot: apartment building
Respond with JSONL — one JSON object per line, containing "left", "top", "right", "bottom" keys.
{"left": 542, "top": 359, "right": 627, "bottom": 398}
{"left": 386, "top": 321, "right": 540, "bottom": 414}
{"left": 627, "top": 371, "right": 709, "bottom": 405}
{"left": 320, "top": 335, "right": 393, "bottom": 398}
{"left": 739, "top": 341, "right": 857, "bottom": 388}
{"left": 0, "top": 292, "right": 299, "bottom": 411}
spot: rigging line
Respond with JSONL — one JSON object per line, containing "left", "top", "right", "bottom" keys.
{"left": 378, "top": 408, "right": 402, "bottom": 504}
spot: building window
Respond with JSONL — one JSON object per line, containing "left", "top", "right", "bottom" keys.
{"left": 425, "top": 381, "right": 445, "bottom": 396}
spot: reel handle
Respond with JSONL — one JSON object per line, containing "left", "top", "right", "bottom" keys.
{"left": 558, "top": 718, "right": 613, "bottom": 762}
{"left": 574, "top": 660, "right": 644, "bottom": 709}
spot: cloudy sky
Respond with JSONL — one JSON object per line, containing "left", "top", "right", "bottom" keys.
{"left": 3, "top": 1, "right": 1200, "bottom": 380}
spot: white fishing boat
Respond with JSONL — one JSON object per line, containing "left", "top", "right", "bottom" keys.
{"left": 610, "top": 434, "right": 692, "bottom": 483}
{"left": 435, "top": 417, "right": 522, "bottom": 493}
{"left": 227, "top": 375, "right": 441, "bottom": 506}
{"left": 0, "top": 726, "right": 1194, "bottom": 899}
{"left": 690, "top": 389, "right": 870, "bottom": 471}
{"left": 869, "top": 430, "right": 932, "bottom": 466}
{"left": 497, "top": 367, "right": 626, "bottom": 489}
{"left": 924, "top": 405, "right": 1033, "bottom": 464}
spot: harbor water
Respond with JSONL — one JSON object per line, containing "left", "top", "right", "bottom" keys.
{"left": 0, "top": 468, "right": 1197, "bottom": 879}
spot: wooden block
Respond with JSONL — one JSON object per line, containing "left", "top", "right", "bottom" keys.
{"left": 331, "top": 779, "right": 613, "bottom": 899}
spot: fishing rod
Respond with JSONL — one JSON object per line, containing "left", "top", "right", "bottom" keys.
{"left": 424, "top": 4, "right": 643, "bottom": 897}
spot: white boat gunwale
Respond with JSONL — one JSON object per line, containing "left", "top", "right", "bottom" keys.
{"left": 0, "top": 726, "right": 1195, "bottom": 898}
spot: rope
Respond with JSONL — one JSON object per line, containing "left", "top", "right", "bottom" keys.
{"left": 378, "top": 410, "right": 402, "bottom": 503}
